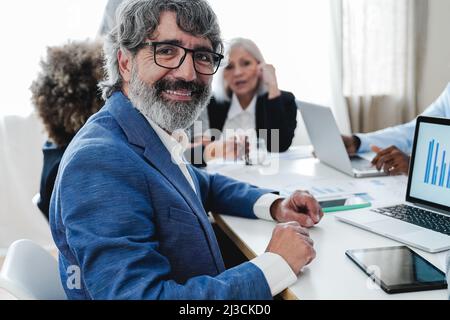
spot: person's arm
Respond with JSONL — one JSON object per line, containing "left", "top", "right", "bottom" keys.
{"left": 260, "top": 91, "right": 297, "bottom": 152}
{"left": 356, "top": 83, "right": 450, "bottom": 154}
{"left": 192, "top": 165, "right": 274, "bottom": 219}
{"left": 55, "top": 144, "right": 272, "bottom": 300}
{"left": 192, "top": 166, "right": 323, "bottom": 227}
{"left": 355, "top": 120, "right": 416, "bottom": 154}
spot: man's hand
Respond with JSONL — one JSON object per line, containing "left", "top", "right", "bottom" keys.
{"left": 371, "top": 145, "right": 410, "bottom": 175}
{"left": 342, "top": 135, "right": 360, "bottom": 155}
{"left": 270, "top": 190, "right": 323, "bottom": 228}
{"left": 266, "top": 221, "right": 316, "bottom": 274}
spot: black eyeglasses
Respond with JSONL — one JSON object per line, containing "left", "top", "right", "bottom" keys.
{"left": 142, "top": 41, "right": 224, "bottom": 75}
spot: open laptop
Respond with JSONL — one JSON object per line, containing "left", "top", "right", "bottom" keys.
{"left": 335, "top": 116, "right": 450, "bottom": 253}
{"left": 298, "top": 101, "right": 385, "bottom": 178}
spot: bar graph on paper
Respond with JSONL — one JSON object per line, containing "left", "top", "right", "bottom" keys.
{"left": 423, "top": 139, "right": 450, "bottom": 188}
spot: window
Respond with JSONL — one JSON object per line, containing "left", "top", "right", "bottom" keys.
{"left": 0, "top": 0, "right": 108, "bottom": 117}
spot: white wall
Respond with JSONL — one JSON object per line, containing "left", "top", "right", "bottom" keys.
{"left": 417, "top": 0, "right": 450, "bottom": 112}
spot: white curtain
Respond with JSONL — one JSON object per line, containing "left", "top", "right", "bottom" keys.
{"left": 342, "top": 0, "right": 428, "bottom": 133}
{"left": 0, "top": 114, "right": 53, "bottom": 254}
{"left": 329, "top": 0, "right": 351, "bottom": 134}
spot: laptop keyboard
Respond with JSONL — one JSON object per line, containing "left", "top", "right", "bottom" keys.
{"left": 350, "top": 156, "right": 373, "bottom": 171}
{"left": 371, "top": 204, "right": 450, "bottom": 236}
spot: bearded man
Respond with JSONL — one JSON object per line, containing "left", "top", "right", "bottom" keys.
{"left": 50, "top": 0, "right": 323, "bottom": 300}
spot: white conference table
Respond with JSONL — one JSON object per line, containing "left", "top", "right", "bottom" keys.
{"left": 207, "top": 148, "right": 449, "bottom": 300}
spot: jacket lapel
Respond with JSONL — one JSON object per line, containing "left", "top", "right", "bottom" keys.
{"left": 105, "top": 92, "right": 225, "bottom": 273}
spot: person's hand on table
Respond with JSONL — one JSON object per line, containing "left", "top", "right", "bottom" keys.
{"left": 265, "top": 221, "right": 316, "bottom": 274}
{"left": 270, "top": 190, "right": 324, "bottom": 228}
{"left": 266, "top": 189, "right": 321, "bottom": 274}
{"left": 371, "top": 145, "right": 410, "bottom": 175}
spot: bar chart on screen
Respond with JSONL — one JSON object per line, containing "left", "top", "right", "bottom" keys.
{"left": 423, "top": 139, "right": 450, "bottom": 188}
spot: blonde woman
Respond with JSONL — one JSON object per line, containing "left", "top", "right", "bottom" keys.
{"left": 192, "top": 38, "right": 298, "bottom": 165}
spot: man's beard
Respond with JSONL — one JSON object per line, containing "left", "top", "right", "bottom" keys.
{"left": 127, "top": 63, "right": 211, "bottom": 133}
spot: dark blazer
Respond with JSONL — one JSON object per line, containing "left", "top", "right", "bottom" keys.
{"left": 37, "top": 141, "right": 66, "bottom": 220}
{"left": 207, "top": 90, "right": 298, "bottom": 152}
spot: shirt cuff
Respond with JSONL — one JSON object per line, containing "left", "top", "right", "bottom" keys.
{"left": 253, "top": 193, "right": 283, "bottom": 221}
{"left": 251, "top": 252, "right": 297, "bottom": 296}
{"left": 354, "top": 133, "right": 371, "bottom": 153}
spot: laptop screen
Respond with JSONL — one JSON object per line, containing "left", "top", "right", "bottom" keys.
{"left": 407, "top": 117, "right": 450, "bottom": 213}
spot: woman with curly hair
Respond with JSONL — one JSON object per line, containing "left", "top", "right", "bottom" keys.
{"left": 30, "top": 40, "right": 104, "bottom": 220}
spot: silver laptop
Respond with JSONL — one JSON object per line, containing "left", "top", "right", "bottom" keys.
{"left": 335, "top": 116, "right": 450, "bottom": 253}
{"left": 298, "top": 101, "right": 385, "bottom": 178}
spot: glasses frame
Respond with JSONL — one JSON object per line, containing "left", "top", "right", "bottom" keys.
{"left": 142, "top": 41, "right": 224, "bottom": 75}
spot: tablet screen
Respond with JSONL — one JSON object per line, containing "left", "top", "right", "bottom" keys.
{"left": 346, "top": 246, "right": 447, "bottom": 293}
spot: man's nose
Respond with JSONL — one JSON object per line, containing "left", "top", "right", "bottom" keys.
{"left": 173, "top": 54, "right": 197, "bottom": 82}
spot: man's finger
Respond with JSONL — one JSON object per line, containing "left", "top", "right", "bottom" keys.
{"left": 284, "top": 210, "right": 314, "bottom": 227}
{"left": 298, "top": 233, "right": 314, "bottom": 246}
{"left": 291, "top": 192, "right": 321, "bottom": 223}
{"left": 284, "top": 223, "right": 311, "bottom": 237}
{"left": 370, "top": 145, "right": 382, "bottom": 153}
{"left": 381, "top": 158, "right": 396, "bottom": 173}
{"left": 371, "top": 146, "right": 396, "bottom": 165}
{"left": 375, "top": 153, "right": 396, "bottom": 170}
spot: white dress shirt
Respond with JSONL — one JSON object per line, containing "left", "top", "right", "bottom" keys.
{"left": 145, "top": 116, "right": 297, "bottom": 296}
{"left": 222, "top": 94, "right": 257, "bottom": 134}
{"left": 356, "top": 83, "right": 450, "bottom": 154}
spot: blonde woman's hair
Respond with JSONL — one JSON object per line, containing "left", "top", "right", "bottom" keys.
{"left": 213, "top": 37, "right": 267, "bottom": 102}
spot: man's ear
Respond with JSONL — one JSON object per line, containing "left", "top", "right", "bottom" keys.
{"left": 118, "top": 49, "right": 133, "bottom": 83}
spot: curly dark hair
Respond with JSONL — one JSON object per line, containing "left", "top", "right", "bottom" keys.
{"left": 31, "top": 40, "right": 105, "bottom": 147}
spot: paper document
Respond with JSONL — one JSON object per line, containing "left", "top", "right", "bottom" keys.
{"left": 282, "top": 176, "right": 408, "bottom": 207}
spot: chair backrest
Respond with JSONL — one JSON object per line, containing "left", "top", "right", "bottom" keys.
{"left": 32, "top": 193, "right": 41, "bottom": 207}
{"left": 0, "top": 239, "right": 66, "bottom": 300}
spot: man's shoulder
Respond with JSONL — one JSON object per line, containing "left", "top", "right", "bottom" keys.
{"left": 61, "top": 109, "right": 134, "bottom": 170}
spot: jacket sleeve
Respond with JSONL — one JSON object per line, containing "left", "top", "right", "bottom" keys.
{"left": 190, "top": 165, "right": 275, "bottom": 219}
{"left": 260, "top": 91, "right": 298, "bottom": 152}
{"left": 54, "top": 143, "right": 272, "bottom": 300}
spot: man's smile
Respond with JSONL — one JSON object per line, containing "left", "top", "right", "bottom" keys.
{"left": 163, "top": 89, "right": 193, "bottom": 101}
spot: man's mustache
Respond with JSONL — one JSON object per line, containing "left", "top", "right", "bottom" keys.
{"left": 154, "top": 79, "right": 208, "bottom": 97}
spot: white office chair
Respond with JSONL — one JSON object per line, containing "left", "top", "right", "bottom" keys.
{"left": 0, "top": 239, "right": 66, "bottom": 300}
{"left": 32, "top": 193, "right": 41, "bottom": 207}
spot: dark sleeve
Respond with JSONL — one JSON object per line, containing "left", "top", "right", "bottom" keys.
{"left": 38, "top": 148, "right": 65, "bottom": 220}
{"left": 37, "top": 165, "right": 59, "bottom": 220}
{"left": 260, "top": 91, "right": 297, "bottom": 152}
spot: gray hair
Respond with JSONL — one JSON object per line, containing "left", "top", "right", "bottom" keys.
{"left": 213, "top": 37, "right": 267, "bottom": 102}
{"left": 97, "top": 0, "right": 125, "bottom": 37}
{"left": 100, "top": 0, "right": 223, "bottom": 100}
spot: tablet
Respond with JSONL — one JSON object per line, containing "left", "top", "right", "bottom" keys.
{"left": 346, "top": 246, "right": 448, "bottom": 294}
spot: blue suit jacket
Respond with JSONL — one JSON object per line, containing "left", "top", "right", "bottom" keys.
{"left": 50, "top": 92, "right": 274, "bottom": 300}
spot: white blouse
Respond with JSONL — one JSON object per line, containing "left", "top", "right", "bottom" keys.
{"left": 222, "top": 94, "right": 257, "bottom": 133}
